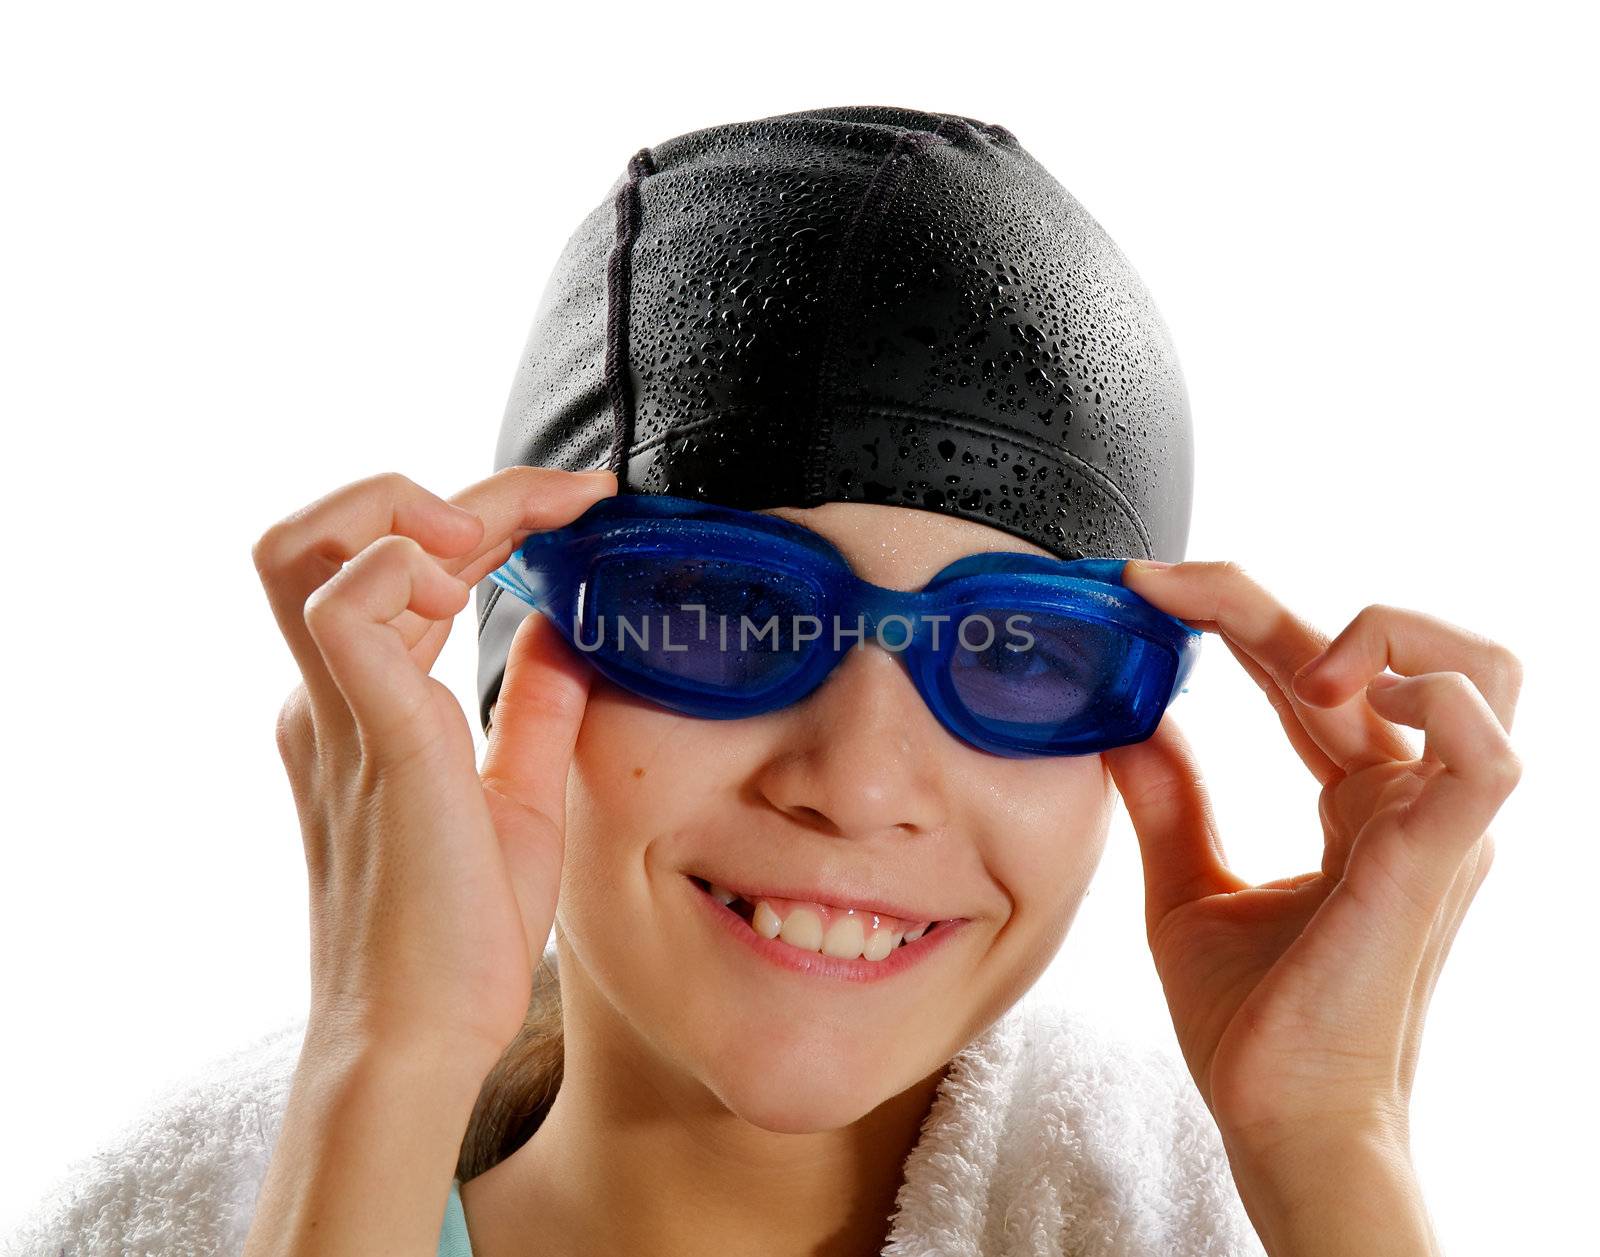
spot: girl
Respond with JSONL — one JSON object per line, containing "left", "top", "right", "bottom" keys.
{"left": 14, "top": 106, "right": 1524, "bottom": 1257}
{"left": 246, "top": 106, "right": 1523, "bottom": 1256}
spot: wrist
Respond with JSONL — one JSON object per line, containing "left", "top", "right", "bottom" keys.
{"left": 1218, "top": 1103, "right": 1409, "bottom": 1168}
{"left": 245, "top": 1024, "right": 497, "bottom": 1255}
{"left": 297, "top": 1020, "right": 496, "bottom": 1113}
{"left": 302, "top": 998, "right": 510, "bottom": 1089}
{"left": 1223, "top": 1123, "right": 1439, "bottom": 1257}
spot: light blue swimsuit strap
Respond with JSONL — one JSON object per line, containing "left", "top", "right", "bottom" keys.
{"left": 437, "top": 1179, "right": 474, "bottom": 1256}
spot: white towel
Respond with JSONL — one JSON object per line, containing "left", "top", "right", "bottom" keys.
{"left": 4, "top": 991, "right": 1265, "bottom": 1256}
{"left": 880, "top": 997, "right": 1265, "bottom": 1256}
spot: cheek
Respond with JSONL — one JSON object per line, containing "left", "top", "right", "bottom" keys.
{"left": 558, "top": 685, "right": 707, "bottom": 949}
{"left": 963, "top": 756, "right": 1116, "bottom": 1019}
{"left": 998, "top": 751, "right": 1112, "bottom": 874}
{"left": 555, "top": 695, "right": 770, "bottom": 1118}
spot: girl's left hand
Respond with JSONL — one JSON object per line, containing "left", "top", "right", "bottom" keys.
{"left": 1101, "top": 560, "right": 1523, "bottom": 1158}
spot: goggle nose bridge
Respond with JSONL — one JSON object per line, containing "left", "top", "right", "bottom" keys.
{"left": 824, "top": 573, "right": 982, "bottom": 647}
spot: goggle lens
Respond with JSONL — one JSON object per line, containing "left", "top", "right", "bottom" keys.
{"left": 945, "top": 609, "right": 1121, "bottom": 726}
{"left": 585, "top": 554, "right": 819, "bottom": 696}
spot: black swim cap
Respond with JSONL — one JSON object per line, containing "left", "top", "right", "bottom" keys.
{"left": 474, "top": 104, "right": 1193, "bottom": 734}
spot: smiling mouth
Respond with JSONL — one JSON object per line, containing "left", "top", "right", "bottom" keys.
{"left": 686, "top": 875, "right": 950, "bottom": 963}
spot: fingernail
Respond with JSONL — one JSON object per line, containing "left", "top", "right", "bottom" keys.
{"left": 1291, "top": 656, "right": 1327, "bottom": 699}
{"left": 1127, "top": 559, "right": 1174, "bottom": 573}
{"left": 1294, "top": 651, "right": 1327, "bottom": 680}
{"left": 1368, "top": 673, "right": 1402, "bottom": 691}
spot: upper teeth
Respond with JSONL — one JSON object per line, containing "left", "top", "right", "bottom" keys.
{"left": 708, "top": 882, "right": 936, "bottom": 962}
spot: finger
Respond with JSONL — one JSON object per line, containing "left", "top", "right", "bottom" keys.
{"left": 1101, "top": 713, "right": 1250, "bottom": 940}
{"left": 301, "top": 534, "right": 472, "bottom": 759}
{"left": 392, "top": 534, "right": 516, "bottom": 675}
{"left": 383, "top": 466, "right": 617, "bottom": 666}
{"left": 1256, "top": 869, "right": 1325, "bottom": 891}
{"left": 406, "top": 614, "right": 456, "bottom": 675}
{"left": 253, "top": 472, "right": 486, "bottom": 732}
{"left": 1345, "top": 671, "right": 1522, "bottom": 916}
{"left": 1124, "top": 561, "right": 1416, "bottom": 777}
{"left": 479, "top": 609, "right": 595, "bottom": 952}
{"left": 1315, "top": 761, "right": 1429, "bottom": 880}
{"left": 1216, "top": 631, "right": 1342, "bottom": 783}
{"left": 443, "top": 465, "right": 615, "bottom": 561}
{"left": 1291, "top": 604, "right": 1523, "bottom": 739}
{"left": 395, "top": 535, "right": 517, "bottom": 676}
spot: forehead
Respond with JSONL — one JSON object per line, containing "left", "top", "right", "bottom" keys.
{"left": 757, "top": 501, "right": 1057, "bottom": 589}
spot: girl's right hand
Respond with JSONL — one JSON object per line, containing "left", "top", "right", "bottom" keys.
{"left": 252, "top": 465, "right": 617, "bottom": 1072}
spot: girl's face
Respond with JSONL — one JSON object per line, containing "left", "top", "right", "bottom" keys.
{"left": 552, "top": 501, "right": 1117, "bottom": 1133}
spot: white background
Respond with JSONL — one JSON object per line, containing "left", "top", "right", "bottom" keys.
{"left": 2, "top": 2, "right": 1594, "bottom": 1250}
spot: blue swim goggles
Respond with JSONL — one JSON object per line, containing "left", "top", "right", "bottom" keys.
{"left": 487, "top": 493, "right": 1200, "bottom": 758}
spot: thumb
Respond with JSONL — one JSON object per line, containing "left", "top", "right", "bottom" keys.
{"left": 479, "top": 608, "right": 594, "bottom": 950}
{"left": 1101, "top": 714, "right": 1242, "bottom": 939}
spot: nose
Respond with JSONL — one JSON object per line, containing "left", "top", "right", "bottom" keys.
{"left": 752, "top": 641, "right": 950, "bottom": 839}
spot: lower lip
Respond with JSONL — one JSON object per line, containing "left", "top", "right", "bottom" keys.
{"left": 684, "top": 874, "right": 966, "bottom": 984}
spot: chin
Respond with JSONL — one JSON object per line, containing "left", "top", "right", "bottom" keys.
{"left": 690, "top": 1023, "right": 930, "bottom": 1134}
{"left": 706, "top": 1057, "right": 898, "bottom": 1134}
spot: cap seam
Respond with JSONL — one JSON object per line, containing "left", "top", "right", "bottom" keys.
{"left": 847, "top": 400, "right": 1156, "bottom": 558}
{"left": 604, "top": 147, "right": 657, "bottom": 488}
{"left": 477, "top": 580, "right": 505, "bottom": 635}
{"left": 624, "top": 399, "right": 1154, "bottom": 557}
